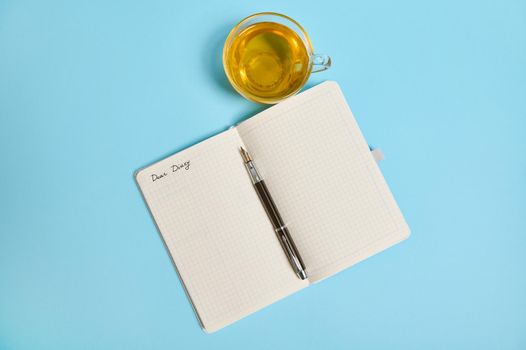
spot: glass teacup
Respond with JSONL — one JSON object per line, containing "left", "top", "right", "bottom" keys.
{"left": 223, "top": 12, "right": 331, "bottom": 104}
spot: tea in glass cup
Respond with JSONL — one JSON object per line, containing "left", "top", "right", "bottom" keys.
{"left": 223, "top": 12, "right": 331, "bottom": 104}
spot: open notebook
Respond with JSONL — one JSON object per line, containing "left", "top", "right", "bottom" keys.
{"left": 135, "top": 81, "right": 410, "bottom": 332}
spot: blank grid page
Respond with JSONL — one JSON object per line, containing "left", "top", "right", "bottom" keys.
{"left": 136, "top": 129, "right": 307, "bottom": 332}
{"left": 237, "top": 81, "right": 410, "bottom": 282}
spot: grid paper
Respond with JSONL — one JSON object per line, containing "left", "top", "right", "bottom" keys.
{"left": 136, "top": 81, "right": 410, "bottom": 332}
{"left": 237, "top": 81, "right": 410, "bottom": 282}
{"left": 136, "top": 129, "right": 307, "bottom": 333}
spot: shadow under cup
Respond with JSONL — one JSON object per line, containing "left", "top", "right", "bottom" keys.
{"left": 223, "top": 12, "right": 331, "bottom": 104}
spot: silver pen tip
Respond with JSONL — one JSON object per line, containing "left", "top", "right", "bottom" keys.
{"left": 298, "top": 270, "right": 308, "bottom": 280}
{"left": 239, "top": 147, "right": 252, "bottom": 163}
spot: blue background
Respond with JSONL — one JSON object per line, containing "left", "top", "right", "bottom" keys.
{"left": 1, "top": 0, "right": 525, "bottom": 349}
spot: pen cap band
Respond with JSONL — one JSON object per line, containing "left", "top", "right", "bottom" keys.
{"left": 245, "top": 161, "right": 262, "bottom": 184}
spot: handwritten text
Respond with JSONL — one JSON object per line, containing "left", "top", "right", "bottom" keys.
{"left": 151, "top": 160, "right": 191, "bottom": 182}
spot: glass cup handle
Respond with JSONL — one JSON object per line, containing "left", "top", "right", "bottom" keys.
{"left": 311, "top": 54, "right": 331, "bottom": 73}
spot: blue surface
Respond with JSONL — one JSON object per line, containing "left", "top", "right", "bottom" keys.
{"left": 1, "top": 0, "right": 525, "bottom": 349}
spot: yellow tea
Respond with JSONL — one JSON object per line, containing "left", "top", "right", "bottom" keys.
{"left": 224, "top": 22, "right": 310, "bottom": 103}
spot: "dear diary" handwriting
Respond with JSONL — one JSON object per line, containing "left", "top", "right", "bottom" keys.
{"left": 151, "top": 160, "right": 191, "bottom": 182}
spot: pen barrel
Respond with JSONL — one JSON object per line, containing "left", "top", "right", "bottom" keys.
{"left": 254, "top": 180, "right": 285, "bottom": 228}
{"left": 275, "top": 226, "right": 307, "bottom": 278}
{"left": 254, "top": 181, "right": 307, "bottom": 278}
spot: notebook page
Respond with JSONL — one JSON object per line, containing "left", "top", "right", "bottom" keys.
{"left": 136, "top": 129, "right": 307, "bottom": 332}
{"left": 237, "top": 81, "right": 410, "bottom": 282}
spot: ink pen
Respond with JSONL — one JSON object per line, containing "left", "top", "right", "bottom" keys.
{"left": 240, "top": 147, "right": 308, "bottom": 280}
